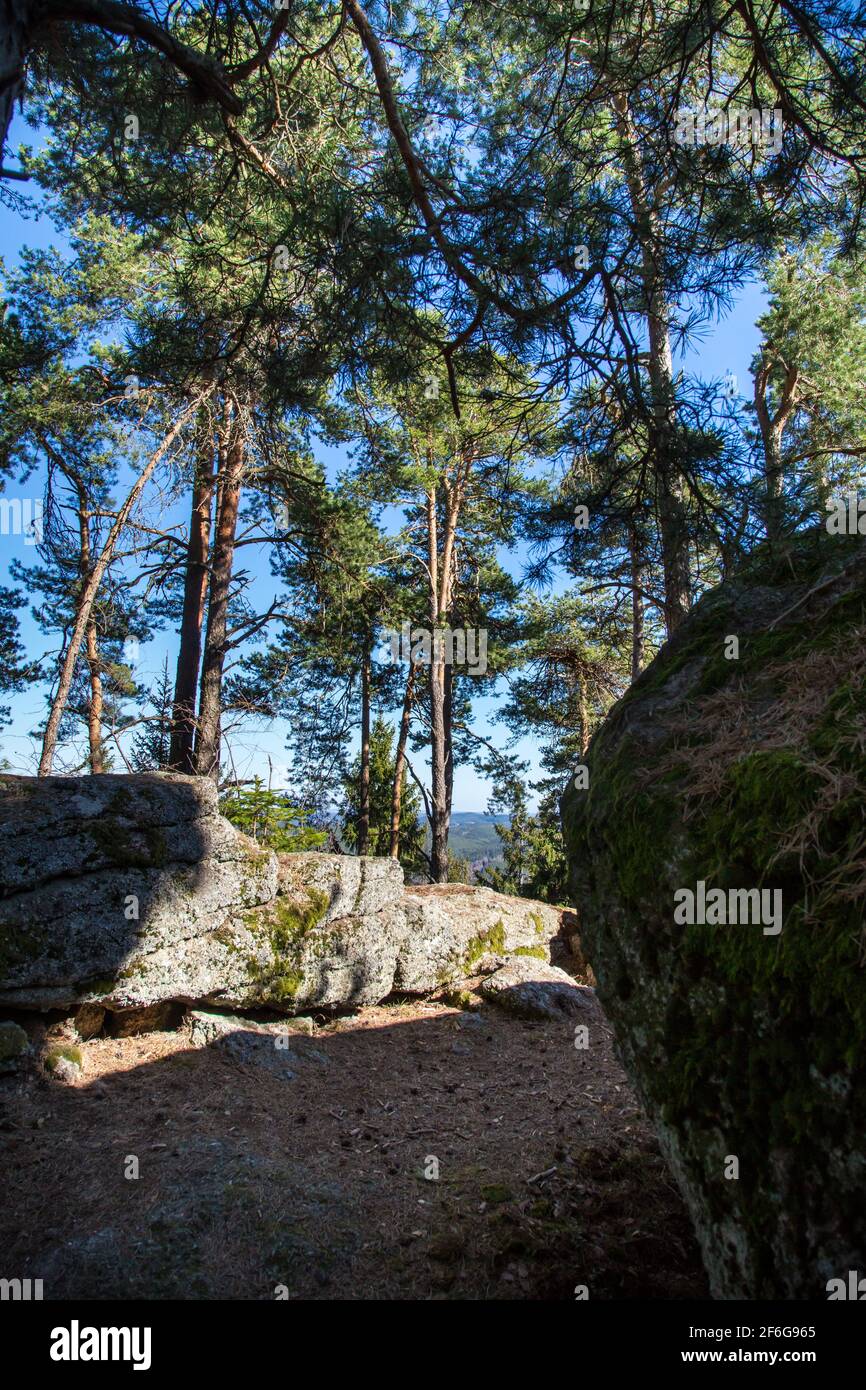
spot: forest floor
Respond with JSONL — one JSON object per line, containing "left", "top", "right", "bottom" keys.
{"left": 1, "top": 985, "right": 708, "bottom": 1301}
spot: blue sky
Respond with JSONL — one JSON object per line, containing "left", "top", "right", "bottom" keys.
{"left": 0, "top": 113, "right": 767, "bottom": 809}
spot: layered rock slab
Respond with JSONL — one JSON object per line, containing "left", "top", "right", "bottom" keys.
{"left": 0, "top": 773, "right": 569, "bottom": 1017}
{"left": 0, "top": 772, "right": 276, "bottom": 1011}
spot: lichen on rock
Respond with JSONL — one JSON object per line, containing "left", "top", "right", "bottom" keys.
{"left": 0, "top": 774, "right": 578, "bottom": 1023}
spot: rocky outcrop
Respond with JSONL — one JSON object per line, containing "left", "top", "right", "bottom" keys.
{"left": 0, "top": 772, "right": 567, "bottom": 1020}
{"left": 0, "top": 772, "right": 276, "bottom": 1012}
{"left": 397, "top": 884, "right": 561, "bottom": 993}
{"left": 187, "top": 1008, "right": 330, "bottom": 1080}
{"left": 561, "top": 530, "right": 866, "bottom": 1298}
{"left": 479, "top": 956, "right": 596, "bottom": 1020}
{"left": 233, "top": 863, "right": 411, "bottom": 1011}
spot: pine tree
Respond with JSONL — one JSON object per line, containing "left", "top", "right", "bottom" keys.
{"left": 0, "top": 586, "right": 35, "bottom": 729}
{"left": 221, "top": 776, "right": 327, "bottom": 853}
{"left": 129, "top": 659, "right": 174, "bottom": 772}
{"left": 750, "top": 238, "right": 866, "bottom": 538}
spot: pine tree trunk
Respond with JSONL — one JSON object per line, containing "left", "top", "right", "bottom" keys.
{"left": 444, "top": 658, "right": 454, "bottom": 825}
{"left": 389, "top": 662, "right": 415, "bottom": 858}
{"left": 764, "top": 452, "right": 785, "bottom": 539}
{"left": 194, "top": 409, "right": 243, "bottom": 782}
{"left": 0, "top": 0, "right": 29, "bottom": 164}
{"left": 761, "top": 430, "right": 786, "bottom": 543}
{"left": 426, "top": 487, "right": 450, "bottom": 883}
{"left": 429, "top": 663, "right": 449, "bottom": 881}
{"left": 38, "top": 395, "right": 204, "bottom": 776}
{"left": 649, "top": 322, "right": 692, "bottom": 634}
{"left": 85, "top": 619, "right": 104, "bottom": 772}
{"left": 74, "top": 476, "right": 104, "bottom": 773}
{"left": 754, "top": 358, "right": 798, "bottom": 542}
{"left": 578, "top": 682, "right": 589, "bottom": 757}
{"left": 357, "top": 648, "right": 371, "bottom": 855}
{"left": 613, "top": 92, "right": 691, "bottom": 634}
{"left": 170, "top": 409, "right": 216, "bottom": 771}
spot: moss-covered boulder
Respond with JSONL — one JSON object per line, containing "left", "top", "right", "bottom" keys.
{"left": 561, "top": 530, "right": 866, "bottom": 1298}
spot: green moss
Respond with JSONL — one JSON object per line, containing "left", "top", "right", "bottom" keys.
{"left": 0, "top": 919, "right": 45, "bottom": 975}
{"left": 464, "top": 918, "right": 507, "bottom": 970}
{"left": 564, "top": 732, "right": 681, "bottom": 908}
{"left": 212, "top": 925, "right": 240, "bottom": 952}
{"left": 511, "top": 945, "right": 548, "bottom": 959}
{"left": 118, "top": 960, "right": 148, "bottom": 980}
{"left": 243, "top": 888, "right": 329, "bottom": 1005}
{"left": 442, "top": 987, "right": 477, "bottom": 1009}
{"left": 88, "top": 818, "right": 169, "bottom": 870}
{"left": 736, "top": 527, "right": 863, "bottom": 588}
{"left": 108, "top": 786, "right": 136, "bottom": 815}
{"left": 480, "top": 1184, "right": 512, "bottom": 1204}
{"left": 78, "top": 977, "right": 117, "bottom": 995}
{"left": 267, "top": 970, "right": 305, "bottom": 1002}
{"left": 697, "top": 749, "right": 818, "bottom": 880}
{"left": 562, "top": 531, "right": 866, "bottom": 1292}
{"left": 45, "top": 1045, "right": 82, "bottom": 1072}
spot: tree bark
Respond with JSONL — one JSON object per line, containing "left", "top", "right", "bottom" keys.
{"left": 1, "top": 0, "right": 242, "bottom": 162}
{"left": 578, "top": 681, "right": 589, "bottom": 757}
{"left": 193, "top": 405, "right": 243, "bottom": 781}
{"left": 443, "top": 657, "right": 454, "bottom": 824}
{"left": 38, "top": 394, "right": 204, "bottom": 775}
{"left": 169, "top": 408, "right": 216, "bottom": 771}
{"left": 84, "top": 619, "right": 104, "bottom": 771}
{"left": 389, "top": 661, "right": 416, "bottom": 858}
{"left": 427, "top": 463, "right": 467, "bottom": 882}
{"left": 0, "top": 0, "right": 30, "bottom": 165}
{"left": 356, "top": 646, "right": 371, "bottom": 855}
{"left": 427, "top": 486, "right": 450, "bottom": 882}
{"left": 613, "top": 92, "right": 692, "bottom": 634}
{"left": 754, "top": 354, "right": 799, "bottom": 541}
{"left": 70, "top": 469, "right": 105, "bottom": 772}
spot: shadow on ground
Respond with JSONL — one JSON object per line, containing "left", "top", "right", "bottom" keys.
{"left": 0, "top": 1000, "right": 708, "bottom": 1300}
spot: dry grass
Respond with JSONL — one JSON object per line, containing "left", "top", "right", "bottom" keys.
{"left": 641, "top": 627, "right": 866, "bottom": 931}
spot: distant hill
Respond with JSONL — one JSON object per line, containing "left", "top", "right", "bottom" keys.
{"left": 327, "top": 810, "right": 508, "bottom": 865}
{"left": 427, "top": 811, "right": 509, "bottom": 866}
